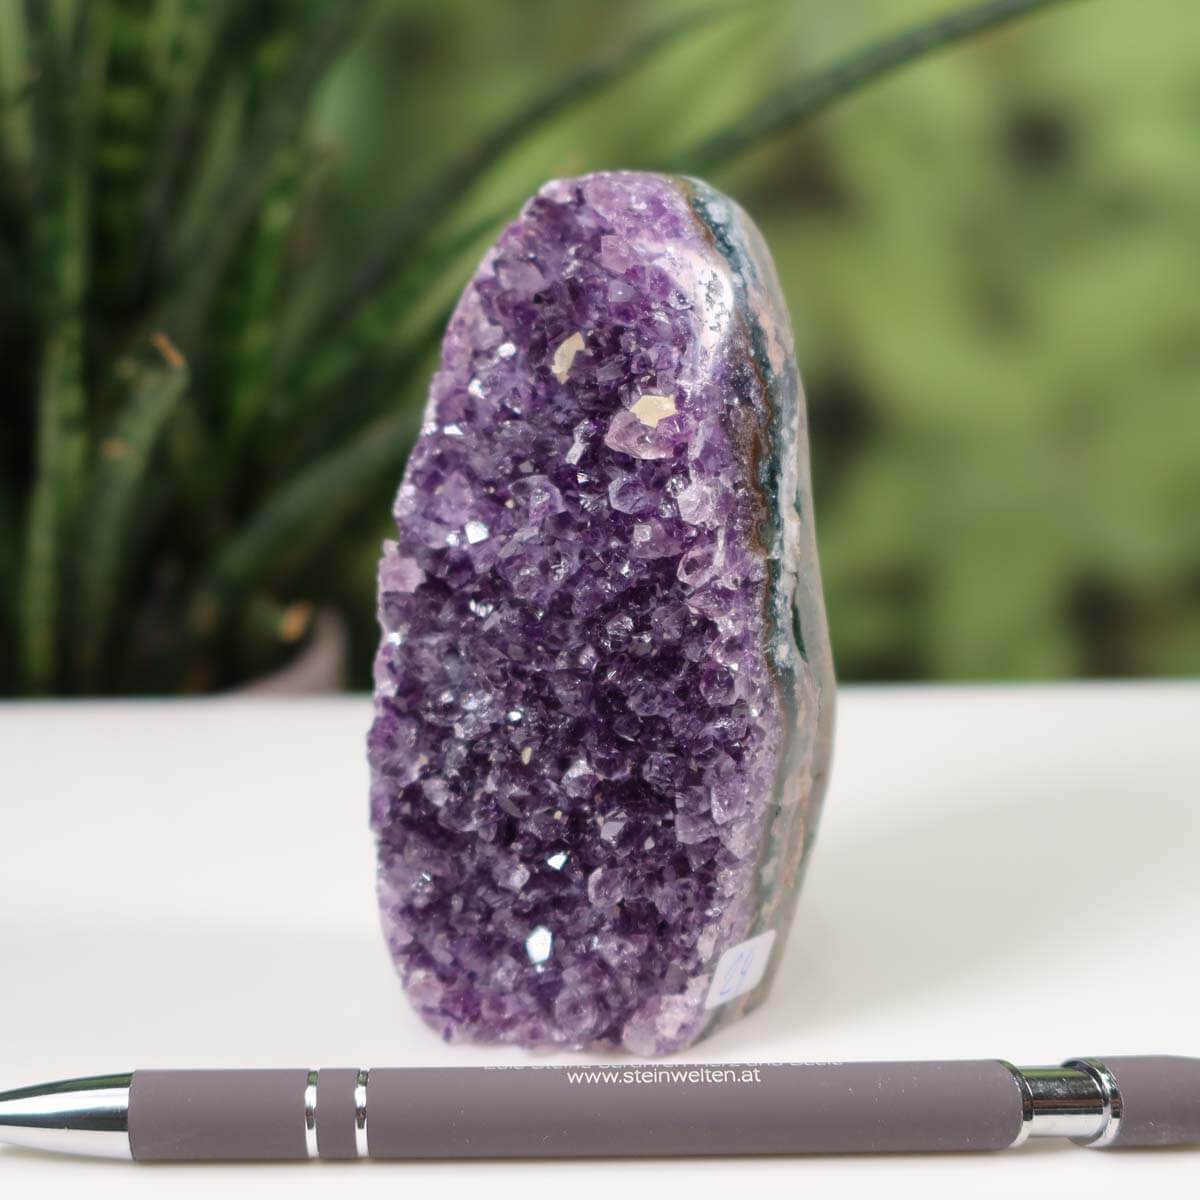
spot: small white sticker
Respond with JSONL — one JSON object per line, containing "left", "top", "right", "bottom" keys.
{"left": 704, "top": 929, "right": 777, "bottom": 1009}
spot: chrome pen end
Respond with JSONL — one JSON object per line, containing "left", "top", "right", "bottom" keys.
{"left": 0, "top": 1074, "right": 132, "bottom": 1159}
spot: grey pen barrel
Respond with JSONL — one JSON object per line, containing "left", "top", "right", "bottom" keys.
{"left": 128, "top": 1061, "right": 1023, "bottom": 1160}
{"left": 130, "top": 1070, "right": 311, "bottom": 1161}
{"left": 6, "top": 1057, "right": 1200, "bottom": 1160}
{"left": 368, "top": 1060, "right": 1023, "bottom": 1157}
{"left": 1098, "top": 1056, "right": 1200, "bottom": 1149}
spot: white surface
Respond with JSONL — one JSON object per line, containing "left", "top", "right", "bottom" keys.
{"left": 1, "top": 682, "right": 1198, "bottom": 1196}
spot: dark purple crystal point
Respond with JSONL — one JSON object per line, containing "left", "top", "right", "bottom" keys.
{"left": 369, "top": 172, "right": 834, "bottom": 1054}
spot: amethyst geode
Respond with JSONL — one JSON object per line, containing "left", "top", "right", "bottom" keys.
{"left": 368, "top": 171, "right": 834, "bottom": 1054}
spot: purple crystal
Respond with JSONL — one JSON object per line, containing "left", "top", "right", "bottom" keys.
{"left": 369, "top": 171, "right": 834, "bottom": 1054}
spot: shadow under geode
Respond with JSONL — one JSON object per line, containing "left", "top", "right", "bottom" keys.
{"left": 707, "top": 685, "right": 1198, "bottom": 1055}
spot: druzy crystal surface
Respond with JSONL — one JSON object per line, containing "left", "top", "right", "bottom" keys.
{"left": 368, "top": 172, "right": 834, "bottom": 1054}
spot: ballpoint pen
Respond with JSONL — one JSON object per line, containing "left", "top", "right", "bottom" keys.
{"left": 2, "top": 1054, "right": 1198, "bottom": 1161}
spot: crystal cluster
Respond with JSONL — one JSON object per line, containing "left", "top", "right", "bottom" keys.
{"left": 368, "top": 172, "right": 834, "bottom": 1054}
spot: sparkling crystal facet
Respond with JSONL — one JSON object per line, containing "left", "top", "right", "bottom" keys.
{"left": 369, "top": 171, "right": 834, "bottom": 1054}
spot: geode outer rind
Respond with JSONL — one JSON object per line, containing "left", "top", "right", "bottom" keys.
{"left": 368, "top": 171, "right": 834, "bottom": 1055}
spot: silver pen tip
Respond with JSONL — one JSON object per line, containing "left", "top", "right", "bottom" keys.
{"left": 0, "top": 1075, "right": 133, "bottom": 1160}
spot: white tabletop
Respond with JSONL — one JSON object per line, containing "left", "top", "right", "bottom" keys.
{"left": 1, "top": 682, "right": 1197, "bottom": 1196}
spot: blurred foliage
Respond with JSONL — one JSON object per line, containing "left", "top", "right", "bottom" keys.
{"left": 1, "top": 0, "right": 1195, "bottom": 696}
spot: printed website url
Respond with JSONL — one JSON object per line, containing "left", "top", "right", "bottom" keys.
{"left": 565, "top": 1066, "right": 763, "bottom": 1085}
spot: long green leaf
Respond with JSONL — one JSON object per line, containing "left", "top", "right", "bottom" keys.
{"left": 194, "top": 300, "right": 449, "bottom": 631}
{"left": 223, "top": 293, "right": 450, "bottom": 588}
{"left": 0, "top": 235, "right": 23, "bottom": 291}
{"left": 93, "top": 6, "right": 330, "bottom": 464}
{"left": 274, "top": 300, "right": 452, "bottom": 483}
{"left": 134, "top": 0, "right": 236, "bottom": 291}
{"left": 295, "top": 0, "right": 770, "bottom": 356}
{"left": 0, "top": 483, "right": 16, "bottom": 665}
{"left": 671, "top": 0, "right": 1088, "bottom": 174}
{"left": 222, "top": 140, "right": 331, "bottom": 455}
{"left": 0, "top": 2, "right": 35, "bottom": 184}
{"left": 267, "top": 204, "right": 505, "bottom": 440}
{"left": 158, "top": 1, "right": 372, "bottom": 344}
{"left": 193, "top": 409, "right": 418, "bottom": 633}
{"left": 19, "top": 0, "right": 108, "bottom": 692}
{"left": 76, "top": 335, "right": 190, "bottom": 690}
{"left": 88, "top": 0, "right": 179, "bottom": 323}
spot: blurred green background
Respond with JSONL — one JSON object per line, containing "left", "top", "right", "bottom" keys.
{"left": 1, "top": 0, "right": 1197, "bottom": 695}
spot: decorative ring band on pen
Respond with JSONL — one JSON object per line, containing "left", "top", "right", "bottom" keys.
{"left": 1004, "top": 1063, "right": 1124, "bottom": 1146}
{"left": 304, "top": 1070, "right": 319, "bottom": 1159}
{"left": 1064, "top": 1059, "right": 1124, "bottom": 1148}
{"left": 354, "top": 1068, "right": 369, "bottom": 1159}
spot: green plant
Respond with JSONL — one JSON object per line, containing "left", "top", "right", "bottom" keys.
{"left": 0, "top": 0, "right": 1100, "bottom": 695}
